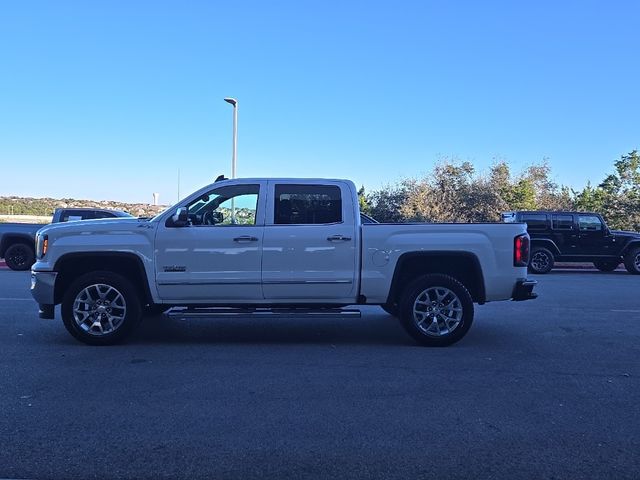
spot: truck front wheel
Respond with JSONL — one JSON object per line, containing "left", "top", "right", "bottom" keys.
{"left": 624, "top": 247, "right": 640, "bottom": 275}
{"left": 398, "top": 274, "right": 474, "bottom": 347}
{"left": 4, "top": 242, "right": 35, "bottom": 271}
{"left": 61, "top": 271, "right": 142, "bottom": 345}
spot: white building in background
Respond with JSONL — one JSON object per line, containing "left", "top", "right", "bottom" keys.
{"left": 152, "top": 193, "right": 159, "bottom": 206}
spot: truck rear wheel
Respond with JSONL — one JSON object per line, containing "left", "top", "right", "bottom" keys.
{"left": 624, "top": 247, "right": 640, "bottom": 275}
{"left": 4, "top": 242, "right": 35, "bottom": 271}
{"left": 398, "top": 274, "right": 474, "bottom": 347}
{"left": 529, "top": 247, "right": 554, "bottom": 274}
{"left": 61, "top": 271, "right": 142, "bottom": 345}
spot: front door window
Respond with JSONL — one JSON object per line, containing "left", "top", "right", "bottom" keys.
{"left": 186, "top": 184, "right": 259, "bottom": 226}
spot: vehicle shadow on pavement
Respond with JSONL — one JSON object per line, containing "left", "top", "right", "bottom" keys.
{"left": 128, "top": 312, "right": 417, "bottom": 346}
{"left": 541, "top": 270, "right": 629, "bottom": 275}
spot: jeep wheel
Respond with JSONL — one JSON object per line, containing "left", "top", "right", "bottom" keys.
{"left": 61, "top": 271, "right": 142, "bottom": 345}
{"left": 593, "top": 259, "right": 620, "bottom": 272}
{"left": 398, "top": 274, "right": 474, "bottom": 347}
{"left": 529, "top": 247, "right": 554, "bottom": 274}
{"left": 4, "top": 243, "right": 35, "bottom": 271}
{"left": 624, "top": 247, "right": 640, "bottom": 275}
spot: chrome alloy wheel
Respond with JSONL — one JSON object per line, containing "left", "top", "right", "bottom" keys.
{"left": 412, "top": 287, "right": 463, "bottom": 337}
{"left": 635, "top": 253, "right": 640, "bottom": 270}
{"left": 531, "top": 251, "right": 550, "bottom": 271}
{"left": 72, "top": 284, "right": 127, "bottom": 336}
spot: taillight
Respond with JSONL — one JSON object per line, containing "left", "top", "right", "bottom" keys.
{"left": 42, "top": 236, "right": 48, "bottom": 257}
{"left": 514, "top": 234, "right": 530, "bottom": 267}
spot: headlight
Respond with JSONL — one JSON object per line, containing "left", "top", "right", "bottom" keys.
{"left": 36, "top": 234, "right": 48, "bottom": 258}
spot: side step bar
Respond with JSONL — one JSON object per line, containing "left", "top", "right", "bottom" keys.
{"left": 166, "top": 307, "right": 362, "bottom": 321}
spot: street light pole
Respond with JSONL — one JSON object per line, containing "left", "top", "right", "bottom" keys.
{"left": 224, "top": 97, "right": 238, "bottom": 178}
{"left": 224, "top": 97, "right": 238, "bottom": 223}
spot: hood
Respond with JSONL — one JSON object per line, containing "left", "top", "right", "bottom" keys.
{"left": 611, "top": 229, "right": 640, "bottom": 239}
{"left": 37, "top": 217, "right": 152, "bottom": 236}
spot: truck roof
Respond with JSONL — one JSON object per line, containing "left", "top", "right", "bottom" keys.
{"left": 506, "top": 210, "right": 601, "bottom": 216}
{"left": 213, "top": 177, "right": 353, "bottom": 184}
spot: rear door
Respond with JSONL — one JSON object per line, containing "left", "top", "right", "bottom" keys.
{"left": 551, "top": 214, "right": 578, "bottom": 254}
{"left": 261, "top": 181, "right": 358, "bottom": 302}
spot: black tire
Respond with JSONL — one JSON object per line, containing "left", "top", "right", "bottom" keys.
{"left": 593, "top": 259, "right": 620, "bottom": 272}
{"left": 61, "top": 271, "right": 142, "bottom": 345}
{"left": 398, "top": 274, "right": 474, "bottom": 347}
{"left": 381, "top": 303, "right": 398, "bottom": 317}
{"left": 4, "top": 242, "right": 35, "bottom": 271}
{"left": 623, "top": 247, "right": 640, "bottom": 275}
{"left": 529, "top": 247, "right": 554, "bottom": 274}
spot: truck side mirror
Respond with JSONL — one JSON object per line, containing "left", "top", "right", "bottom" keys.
{"left": 171, "top": 207, "right": 189, "bottom": 227}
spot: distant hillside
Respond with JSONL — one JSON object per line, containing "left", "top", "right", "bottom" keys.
{"left": 0, "top": 196, "right": 168, "bottom": 219}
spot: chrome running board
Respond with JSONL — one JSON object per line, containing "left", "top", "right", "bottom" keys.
{"left": 166, "top": 307, "right": 361, "bottom": 321}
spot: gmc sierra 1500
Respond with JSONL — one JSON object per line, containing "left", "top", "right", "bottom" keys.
{"left": 31, "top": 178, "right": 536, "bottom": 346}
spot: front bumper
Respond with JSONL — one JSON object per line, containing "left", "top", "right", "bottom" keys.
{"left": 31, "top": 270, "right": 57, "bottom": 318}
{"left": 511, "top": 279, "right": 537, "bottom": 301}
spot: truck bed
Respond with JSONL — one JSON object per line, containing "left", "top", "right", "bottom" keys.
{"left": 360, "top": 222, "right": 528, "bottom": 303}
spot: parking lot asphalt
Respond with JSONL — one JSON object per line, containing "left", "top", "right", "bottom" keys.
{"left": 1, "top": 270, "right": 639, "bottom": 480}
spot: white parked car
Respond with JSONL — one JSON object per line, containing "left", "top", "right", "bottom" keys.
{"left": 31, "top": 177, "right": 536, "bottom": 346}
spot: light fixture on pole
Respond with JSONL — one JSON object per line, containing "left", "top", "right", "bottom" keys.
{"left": 223, "top": 97, "right": 238, "bottom": 179}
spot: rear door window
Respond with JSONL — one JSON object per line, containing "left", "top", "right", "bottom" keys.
{"left": 520, "top": 213, "right": 549, "bottom": 231}
{"left": 552, "top": 214, "right": 574, "bottom": 230}
{"left": 93, "top": 211, "right": 118, "bottom": 219}
{"left": 61, "top": 210, "right": 92, "bottom": 222}
{"left": 274, "top": 184, "right": 342, "bottom": 225}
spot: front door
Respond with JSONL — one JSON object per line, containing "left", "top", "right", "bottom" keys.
{"left": 261, "top": 182, "right": 357, "bottom": 302}
{"left": 576, "top": 214, "right": 615, "bottom": 255}
{"left": 155, "top": 182, "right": 266, "bottom": 302}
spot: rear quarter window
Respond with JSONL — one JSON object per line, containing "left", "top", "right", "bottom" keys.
{"left": 520, "top": 213, "right": 549, "bottom": 231}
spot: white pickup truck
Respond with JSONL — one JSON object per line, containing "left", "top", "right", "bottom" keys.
{"left": 31, "top": 177, "right": 536, "bottom": 346}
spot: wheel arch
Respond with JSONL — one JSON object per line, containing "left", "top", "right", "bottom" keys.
{"left": 53, "top": 252, "right": 153, "bottom": 306}
{"left": 530, "top": 239, "right": 560, "bottom": 256}
{"left": 621, "top": 240, "right": 640, "bottom": 256}
{"left": 386, "top": 251, "right": 486, "bottom": 306}
{"left": 0, "top": 234, "right": 35, "bottom": 258}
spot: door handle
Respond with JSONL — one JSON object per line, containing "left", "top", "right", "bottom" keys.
{"left": 327, "top": 234, "right": 351, "bottom": 242}
{"left": 233, "top": 235, "right": 258, "bottom": 242}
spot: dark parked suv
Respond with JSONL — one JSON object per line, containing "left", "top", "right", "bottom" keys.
{"left": 502, "top": 211, "right": 640, "bottom": 274}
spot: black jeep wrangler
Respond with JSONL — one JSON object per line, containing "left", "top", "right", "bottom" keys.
{"left": 502, "top": 211, "right": 640, "bottom": 274}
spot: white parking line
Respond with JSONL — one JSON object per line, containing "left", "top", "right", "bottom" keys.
{"left": 611, "top": 309, "right": 640, "bottom": 313}
{"left": 0, "top": 298, "right": 32, "bottom": 301}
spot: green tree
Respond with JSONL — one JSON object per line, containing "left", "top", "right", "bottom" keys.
{"left": 357, "top": 186, "right": 371, "bottom": 215}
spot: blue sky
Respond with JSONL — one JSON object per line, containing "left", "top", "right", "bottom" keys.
{"left": 1, "top": 0, "right": 638, "bottom": 204}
